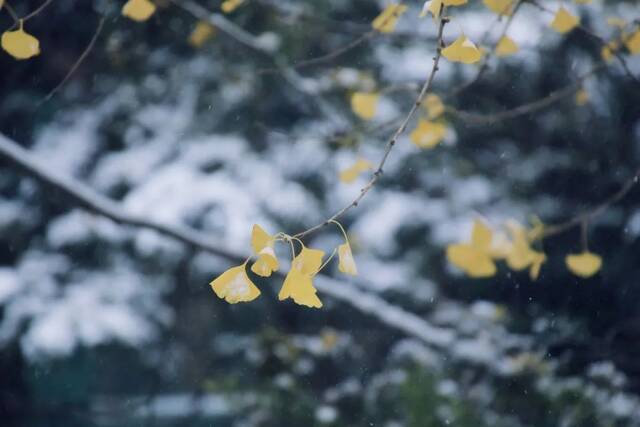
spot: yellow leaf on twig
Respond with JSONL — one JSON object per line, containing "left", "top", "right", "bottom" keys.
{"left": 566, "top": 251, "right": 602, "bottom": 278}
{"left": 210, "top": 264, "right": 261, "bottom": 303}
{"left": 410, "top": 119, "right": 447, "bottom": 149}
{"left": 550, "top": 7, "right": 580, "bottom": 34}
{"left": 189, "top": 21, "right": 216, "bottom": 48}
{"left": 122, "top": 0, "right": 156, "bottom": 22}
{"left": 351, "top": 92, "right": 379, "bottom": 120}
{"left": 442, "top": 35, "right": 482, "bottom": 64}
{"left": 1, "top": 21, "right": 40, "bottom": 60}
{"left": 221, "top": 0, "right": 244, "bottom": 14}
{"left": 496, "top": 36, "right": 519, "bottom": 57}
{"left": 372, "top": 3, "right": 407, "bottom": 33}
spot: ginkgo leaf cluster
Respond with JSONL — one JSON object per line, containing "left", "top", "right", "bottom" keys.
{"left": 447, "top": 219, "right": 603, "bottom": 280}
{"left": 210, "top": 223, "right": 358, "bottom": 309}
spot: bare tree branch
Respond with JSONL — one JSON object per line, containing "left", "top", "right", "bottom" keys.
{"left": 169, "top": 0, "right": 276, "bottom": 53}
{"left": 448, "top": 63, "right": 606, "bottom": 125}
{"left": 0, "top": 133, "right": 245, "bottom": 262}
{"left": 40, "top": 16, "right": 106, "bottom": 105}
{"left": 0, "top": 132, "right": 455, "bottom": 349}
{"left": 541, "top": 168, "right": 640, "bottom": 239}
{"left": 294, "top": 8, "right": 450, "bottom": 240}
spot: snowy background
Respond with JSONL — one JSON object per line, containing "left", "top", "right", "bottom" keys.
{"left": 1, "top": 0, "right": 640, "bottom": 426}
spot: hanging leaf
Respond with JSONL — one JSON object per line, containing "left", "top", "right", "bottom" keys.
{"left": 210, "top": 264, "right": 261, "bottom": 303}
{"left": 566, "top": 252, "right": 602, "bottom": 278}
{"left": 339, "top": 158, "right": 373, "bottom": 183}
{"left": 424, "top": 94, "right": 445, "bottom": 119}
{"left": 575, "top": 88, "right": 589, "bottom": 106}
{"left": 278, "top": 246, "right": 325, "bottom": 308}
{"left": 606, "top": 17, "right": 626, "bottom": 29}
{"left": 122, "top": 0, "right": 156, "bottom": 22}
{"left": 483, "top": 0, "right": 514, "bottom": 16}
{"left": 221, "top": 0, "right": 244, "bottom": 14}
{"left": 442, "top": 35, "right": 482, "bottom": 64}
{"left": 372, "top": 3, "right": 407, "bottom": 33}
{"left": 495, "top": 35, "right": 519, "bottom": 57}
{"left": 278, "top": 268, "right": 323, "bottom": 308}
{"left": 421, "top": 0, "right": 468, "bottom": 19}
{"left": 504, "top": 221, "right": 546, "bottom": 280}
{"left": 550, "top": 7, "right": 580, "bottom": 34}
{"left": 351, "top": 92, "right": 379, "bottom": 120}
{"left": 189, "top": 21, "right": 216, "bottom": 48}
{"left": 601, "top": 41, "right": 618, "bottom": 62}
{"left": 250, "top": 224, "right": 279, "bottom": 277}
{"left": 410, "top": 119, "right": 447, "bottom": 149}
{"left": 1, "top": 22, "right": 40, "bottom": 60}
{"left": 446, "top": 220, "right": 497, "bottom": 278}
{"left": 338, "top": 243, "right": 358, "bottom": 276}
{"left": 624, "top": 30, "right": 640, "bottom": 55}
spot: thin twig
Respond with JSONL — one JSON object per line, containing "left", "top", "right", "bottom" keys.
{"left": 2, "top": 1, "right": 20, "bottom": 23}
{"left": 258, "top": 4, "right": 405, "bottom": 74}
{"left": 294, "top": 8, "right": 450, "bottom": 240}
{"left": 0, "top": 132, "right": 455, "bottom": 349}
{"left": 170, "top": 0, "right": 347, "bottom": 127}
{"left": 22, "top": 0, "right": 54, "bottom": 21}
{"left": 39, "top": 16, "right": 105, "bottom": 105}
{"left": 169, "top": 0, "right": 276, "bottom": 53}
{"left": 293, "top": 31, "right": 373, "bottom": 69}
{"left": 527, "top": 0, "right": 639, "bottom": 85}
{"left": 542, "top": 168, "right": 640, "bottom": 239}
{"left": 448, "top": 63, "right": 605, "bottom": 125}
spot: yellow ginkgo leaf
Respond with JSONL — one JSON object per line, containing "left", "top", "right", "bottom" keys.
{"left": 606, "top": 17, "right": 627, "bottom": 29}
{"left": 1, "top": 22, "right": 40, "bottom": 60}
{"left": 421, "top": 0, "right": 468, "bottom": 19}
{"left": 495, "top": 35, "right": 519, "bottom": 57}
{"left": 122, "top": 0, "right": 156, "bottom": 22}
{"left": 189, "top": 21, "right": 216, "bottom": 48}
{"left": 338, "top": 243, "right": 358, "bottom": 275}
{"left": 251, "top": 246, "right": 279, "bottom": 277}
{"left": 424, "top": 94, "right": 445, "bottom": 119}
{"left": 251, "top": 224, "right": 274, "bottom": 254}
{"left": 601, "top": 41, "right": 618, "bottom": 62}
{"left": 410, "top": 119, "right": 447, "bottom": 149}
{"left": 527, "top": 216, "right": 545, "bottom": 242}
{"left": 550, "top": 7, "right": 580, "bottom": 34}
{"left": 471, "top": 220, "right": 492, "bottom": 248}
{"left": 529, "top": 252, "right": 546, "bottom": 281}
{"left": 210, "top": 264, "right": 261, "bottom": 303}
{"left": 624, "top": 30, "right": 640, "bottom": 55}
{"left": 575, "top": 88, "right": 589, "bottom": 106}
{"left": 447, "top": 245, "right": 497, "bottom": 278}
{"left": 566, "top": 251, "right": 602, "bottom": 278}
{"left": 504, "top": 220, "right": 546, "bottom": 280}
{"left": 351, "top": 92, "right": 379, "bottom": 120}
{"left": 250, "top": 224, "right": 279, "bottom": 277}
{"left": 279, "top": 268, "right": 323, "bottom": 308}
{"left": 442, "top": 35, "right": 482, "bottom": 64}
{"left": 278, "top": 246, "right": 325, "bottom": 308}
{"left": 483, "top": 0, "right": 513, "bottom": 16}
{"left": 221, "top": 0, "right": 244, "bottom": 13}
{"left": 339, "top": 158, "right": 373, "bottom": 183}
{"left": 372, "top": 3, "right": 408, "bottom": 33}
{"left": 292, "top": 247, "right": 325, "bottom": 276}
{"left": 446, "top": 220, "right": 497, "bottom": 278}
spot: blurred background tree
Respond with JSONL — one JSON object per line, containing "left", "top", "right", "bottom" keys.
{"left": 1, "top": 0, "right": 640, "bottom": 426}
